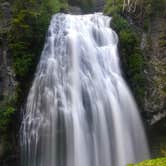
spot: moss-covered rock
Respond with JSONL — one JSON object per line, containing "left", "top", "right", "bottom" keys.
{"left": 127, "top": 157, "right": 166, "bottom": 166}
{"left": 104, "top": 0, "right": 166, "bottom": 124}
{"left": 104, "top": 11, "right": 146, "bottom": 109}
{"left": 0, "top": 0, "right": 68, "bottom": 163}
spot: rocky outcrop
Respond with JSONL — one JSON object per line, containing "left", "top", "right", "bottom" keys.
{"left": 108, "top": 1, "right": 166, "bottom": 125}
{"left": 142, "top": 17, "right": 166, "bottom": 124}
{"left": 67, "top": 0, "right": 105, "bottom": 12}
{"left": 0, "top": 2, "right": 16, "bottom": 102}
{"left": 0, "top": 1, "right": 17, "bottom": 163}
{"left": 94, "top": 0, "right": 105, "bottom": 12}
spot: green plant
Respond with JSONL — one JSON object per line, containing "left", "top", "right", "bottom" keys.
{"left": 104, "top": 0, "right": 123, "bottom": 16}
{"left": 0, "top": 106, "right": 15, "bottom": 133}
{"left": 127, "top": 157, "right": 166, "bottom": 166}
{"left": 0, "top": 0, "right": 68, "bottom": 159}
{"left": 105, "top": 10, "right": 146, "bottom": 106}
{"left": 111, "top": 14, "right": 130, "bottom": 32}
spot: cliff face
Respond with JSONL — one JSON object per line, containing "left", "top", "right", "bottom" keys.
{"left": 0, "top": 0, "right": 64, "bottom": 164}
{"left": 139, "top": 18, "right": 166, "bottom": 157}
{"left": 0, "top": 0, "right": 165, "bottom": 164}
{"left": 0, "top": 1, "right": 18, "bottom": 162}
{"left": 143, "top": 17, "right": 166, "bottom": 124}
{"left": 68, "top": 0, "right": 105, "bottom": 12}
{"left": 0, "top": 2, "right": 16, "bottom": 109}
{"left": 104, "top": 0, "right": 166, "bottom": 125}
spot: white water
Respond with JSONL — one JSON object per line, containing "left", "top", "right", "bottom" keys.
{"left": 21, "top": 13, "right": 149, "bottom": 166}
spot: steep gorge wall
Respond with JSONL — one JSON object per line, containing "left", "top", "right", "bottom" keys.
{"left": 0, "top": 0, "right": 165, "bottom": 164}
{"left": 0, "top": 2, "right": 18, "bottom": 164}
{"left": 104, "top": 0, "right": 166, "bottom": 125}
{"left": 0, "top": 0, "right": 105, "bottom": 164}
{"left": 0, "top": 0, "right": 68, "bottom": 164}
{"left": 143, "top": 17, "right": 166, "bottom": 124}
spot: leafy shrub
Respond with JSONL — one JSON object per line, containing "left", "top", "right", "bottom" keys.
{"left": 111, "top": 14, "right": 130, "bottom": 32}
{"left": 104, "top": 0, "right": 123, "bottom": 16}
{"left": 104, "top": 6, "right": 146, "bottom": 106}
{"left": 0, "top": 106, "right": 15, "bottom": 133}
{"left": 0, "top": 0, "right": 68, "bottom": 159}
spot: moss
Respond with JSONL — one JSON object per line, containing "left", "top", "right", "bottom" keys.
{"left": 8, "top": 0, "right": 68, "bottom": 79}
{"left": 0, "top": 96, "right": 17, "bottom": 157}
{"left": 104, "top": 0, "right": 148, "bottom": 107}
{"left": 110, "top": 14, "right": 129, "bottom": 32}
{"left": 0, "top": 0, "right": 68, "bottom": 160}
{"left": 7, "top": 0, "right": 68, "bottom": 104}
{"left": 104, "top": 0, "right": 123, "bottom": 16}
{"left": 109, "top": 13, "right": 146, "bottom": 106}
{"left": 127, "top": 158, "right": 166, "bottom": 166}
{"left": 105, "top": 0, "right": 166, "bottom": 32}
{"left": 0, "top": 106, "right": 15, "bottom": 133}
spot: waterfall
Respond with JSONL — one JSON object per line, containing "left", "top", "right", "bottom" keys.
{"left": 20, "top": 13, "right": 149, "bottom": 166}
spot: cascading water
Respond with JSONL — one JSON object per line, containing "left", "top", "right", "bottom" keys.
{"left": 20, "top": 13, "right": 149, "bottom": 166}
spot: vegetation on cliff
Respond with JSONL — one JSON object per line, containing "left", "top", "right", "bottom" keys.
{"left": 105, "top": 0, "right": 166, "bottom": 164}
{"left": 0, "top": 0, "right": 68, "bottom": 160}
{"left": 104, "top": 0, "right": 166, "bottom": 119}
{"left": 104, "top": 0, "right": 146, "bottom": 107}
{"left": 0, "top": 0, "right": 165, "bottom": 164}
{"left": 105, "top": 0, "right": 166, "bottom": 29}
{"left": 127, "top": 157, "right": 166, "bottom": 166}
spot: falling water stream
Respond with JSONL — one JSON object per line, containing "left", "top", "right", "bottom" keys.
{"left": 21, "top": 13, "right": 149, "bottom": 166}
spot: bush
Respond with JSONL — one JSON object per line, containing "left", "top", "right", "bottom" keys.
{"left": 0, "top": 0, "right": 68, "bottom": 159}
{"left": 0, "top": 106, "right": 15, "bottom": 133}
{"left": 110, "top": 14, "right": 145, "bottom": 106}
{"left": 111, "top": 14, "right": 130, "bottom": 32}
{"left": 9, "top": 8, "right": 49, "bottom": 79}
{"left": 104, "top": 0, "right": 123, "bottom": 16}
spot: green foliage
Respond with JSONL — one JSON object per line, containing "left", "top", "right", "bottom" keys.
{"left": 0, "top": 0, "right": 68, "bottom": 159}
{"left": 8, "top": 0, "right": 68, "bottom": 80}
{"left": 111, "top": 14, "right": 129, "bottom": 32}
{"left": 0, "top": 105, "right": 15, "bottom": 133}
{"left": 48, "top": 0, "right": 68, "bottom": 12}
{"left": 120, "top": 30, "right": 137, "bottom": 53}
{"left": 0, "top": 98, "right": 17, "bottom": 157}
{"left": 109, "top": 13, "right": 145, "bottom": 105}
{"left": 7, "top": 0, "right": 68, "bottom": 103}
{"left": 127, "top": 157, "right": 166, "bottom": 166}
{"left": 9, "top": 7, "right": 48, "bottom": 79}
{"left": 13, "top": 53, "right": 33, "bottom": 78}
{"left": 0, "top": 0, "right": 67, "bottom": 134}
{"left": 105, "top": 0, "right": 166, "bottom": 31}
{"left": 104, "top": 0, "right": 123, "bottom": 15}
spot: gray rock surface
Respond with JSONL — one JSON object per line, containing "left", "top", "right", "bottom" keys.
{"left": 143, "top": 17, "right": 166, "bottom": 124}
{"left": 0, "top": 1, "right": 17, "bottom": 163}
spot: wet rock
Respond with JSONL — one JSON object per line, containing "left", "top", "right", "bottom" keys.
{"left": 143, "top": 17, "right": 166, "bottom": 124}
